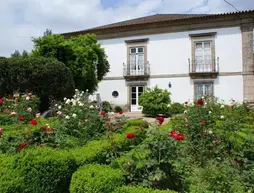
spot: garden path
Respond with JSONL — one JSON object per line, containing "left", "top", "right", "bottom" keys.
{"left": 123, "top": 112, "right": 170, "bottom": 125}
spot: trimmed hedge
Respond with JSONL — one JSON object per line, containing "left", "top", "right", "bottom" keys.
{"left": 0, "top": 148, "right": 77, "bottom": 193}
{"left": 125, "top": 119, "right": 149, "bottom": 128}
{"left": 113, "top": 186, "right": 177, "bottom": 193}
{"left": 70, "top": 164, "right": 124, "bottom": 193}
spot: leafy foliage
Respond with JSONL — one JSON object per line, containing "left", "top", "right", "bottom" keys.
{"left": 102, "top": 101, "right": 112, "bottom": 112}
{"left": 70, "top": 164, "right": 124, "bottom": 193}
{"left": 139, "top": 85, "right": 171, "bottom": 117}
{"left": 113, "top": 186, "right": 177, "bottom": 193}
{"left": 31, "top": 31, "right": 110, "bottom": 93}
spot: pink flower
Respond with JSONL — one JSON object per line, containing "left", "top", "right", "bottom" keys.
{"left": 3, "top": 109, "right": 8, "bottom": 113}
{"left": 56, "top": 111, "right": 62, "bottom": 115}
{"left": 10, "top": 112, "right": 16, "bottom": 116}
{"left": 26, "top": 107, "right": 32, "bottom": 112}
{"left": 0, "top": 98, "right": 3, "bottom": 105}
{"left": 36, "top": 113, "right": 41, "bottom": 118}
{"left": 200, "top": 120, "right": 205, "bottom": 125}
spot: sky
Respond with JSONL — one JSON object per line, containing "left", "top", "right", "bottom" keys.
{"left": 1, "top": 0, "right": 254, "bottom": 57}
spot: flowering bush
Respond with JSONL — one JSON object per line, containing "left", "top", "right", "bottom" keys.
{"left": 168, "top": 102, "right": 185, "bottom": 116}
{"left": 54, "top": 89, "right": 105, "bottom": 143}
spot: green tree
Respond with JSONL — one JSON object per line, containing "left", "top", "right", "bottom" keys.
{"left": 31, "top": 30, "right": 110, "bottom": 92}
{"left": 11, "top": 50, "right": 22, "bottom": 58}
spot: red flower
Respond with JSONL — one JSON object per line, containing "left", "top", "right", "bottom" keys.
{"left": 126, "top": 132, "right": 135, "bottom": 139}
{"left": 30, "top": 119, "right": 38, "bottom": 125}
{"left": 156, "top": 116, "right": 164, "bottom": 125}
{"left": 100, "top": 111, "right": 106, "bottom": 116}
{"left": 119, "top": 110, "right": 123, "bottom": 115}
{"left": 3, "top": 109, "right": 8, "bottom": 113}
{"left": 18, "top": 147, "right": 24, "bottom": 153}
{"left": 40, "top": 145, "right": 44, "bottom": 148}
{"left": 175, "top": 134, "right": 185, "bottom": 141}
{"left": 184, "top": 101, "right": 188, "bottom": 105}
{"left": 0, "top": 99, "right": 3, "bottom": 105}
{"left": 200, "top": 120, "right": 205, "bottom": 125}
{"left": 20, "top": 141, "right": 28, "bottom": 148}
{"left": 18, "top": 116, "right": 25, "bottom": 121}
{"left": 106, "top": 118, "right": 111, "bottom": 122}
{"left": 168, "top": 130, "right": 185, "bottom": 141}
{"left": 196, "top": 99, "right": 203, "bottom": 106}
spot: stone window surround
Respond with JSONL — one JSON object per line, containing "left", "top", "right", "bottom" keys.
{"left": 189, "top": 32, "right": 217, "bottom": 72}
{"left": 125, "top": 38, "right": 149, "bottom": 70}
{"left": 193, "top": 79, "right": 214, "bottom": 100}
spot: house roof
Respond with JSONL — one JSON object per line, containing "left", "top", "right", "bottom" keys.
{"left": 62, "top": 10, "right": 254, "bottom": 36}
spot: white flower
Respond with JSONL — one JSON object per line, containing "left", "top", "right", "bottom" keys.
{"left": 167, "top": 104, "right": 171, "bottom": 107}
{"left": 201, "top": 96, "right": 205, "bottom": 99}
{"left": 26, "top": 96, "right": 30, "bottom": 100}
{"left": 90, "top": 105, "right": 94, "bottom": 109}
{"left": 81, "top": 91, "right": 84, "bottom": 94}
{"left": 208, "top": 130, "right": 213, "bottom": 134}
{"left": 58, "top": 105, "right": 62, "bottom": 110}
{"left": 27, "top": 107, "right": 32, "bottom": 112}
{"left": 184, "top": 110, "right": 188, "bottom": 114}
{"left": 79, "top": 102, "right": 84, "bottom": 107}
{"left": 55, "top": 104, "right": 58, "bottom": 107}
{"left": 220, "top": 105, "right": 225, "bottom": 109}
{"left": 65, "top": 115, "right": 70, "bottom": 119}
{"left": 63, "top": 97, "right": 67, "bottom": 101}
{"left": 220, "top": 115, "right": 224, "bottom": 119}
{"left": 209, "top": 111, "right": 212, "bottom": 114}
{"left": 57, "top": 111, "right": 62, "bottom": 115}
{"left": 75, "top": 89, "right": 78, "bottom": 92}
{"left": 10, "top": 112, "right": 16, "bottom": 115}
{"left": 204, "top": 102, "right": 207, "bottom": 105}
{"left": 66, "top": 99, "right": 70, "bottom": 104}
{"left": 86, "top": 89, "right": 89, "bottom": 92}
{"left": 110, "top": 112, "right": 115, "bottom": 115}
{"left": 72, "top": 113, "right": 77, "bottom": 118}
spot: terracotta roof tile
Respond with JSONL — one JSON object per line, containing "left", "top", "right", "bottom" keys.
{"left": 62, "top": 10, "right": 254, "bottom": 35}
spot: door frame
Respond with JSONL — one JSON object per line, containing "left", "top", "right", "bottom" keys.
{"left": 129, "top": 85, "right": 145, "bottom": 112}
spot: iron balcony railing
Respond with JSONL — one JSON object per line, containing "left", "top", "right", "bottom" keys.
{"left": 189, "top": 57, "right": 219, "bottom": 73}
{"left": 123, "top": 62, "right": 150, "bottom": 76}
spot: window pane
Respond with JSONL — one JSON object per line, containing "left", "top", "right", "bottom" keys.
{"left": 130, "top": 48, "right": 136, "bottom": 53}
{"left": 131, "top": 87, "right": 136, "bottom": 92}
{"left": 138, "top": 47, "right": 144, "bottom": 53}
{"left": 131, "top": 93, "right": 136, "bottom": 99}
{"left": 204, "top": 42, "right": 211, "bottom": 48}
{"left": 195, "top": 43, "right": 202, "bottom": 49}
{"left": 131, "top": 99, "right": 136, "bottom": 105}
{"left": 138, "top": 87, "right": 143, "bottom": 92}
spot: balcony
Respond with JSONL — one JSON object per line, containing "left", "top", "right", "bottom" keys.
{"left": 123, "top": 62, "right": 150, "bottom": 81}
{"left": 189, "top": 57, "right": 219, "bottom": 79}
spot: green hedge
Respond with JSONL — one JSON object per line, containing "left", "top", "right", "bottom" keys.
{"left": 125, "top": 119, "right": 149, "bottom": 128}
{"left": 70, "top": 164, "right": 124, "bottom": 193}
{"left": 113, "top": 186, "right": 177, "bottom": 193}
{"left": 0, "top": 114, "right": 15, "bottom": 125}
{"left": 0, "top": 148, "right": 77, "bottom": 193}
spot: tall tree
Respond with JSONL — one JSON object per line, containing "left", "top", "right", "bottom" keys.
{"left": 31, "top": 30, "right": 110, "bottom": 93}
{"left": 11, "top": 50, "right": 22, "bottom": 58}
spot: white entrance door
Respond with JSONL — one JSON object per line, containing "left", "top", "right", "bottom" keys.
{"left": 129, "top": 47, "right": 145, "bottom": 76}
{"left": 130, "top": 86, "right": 144, "bottom": 112}
{"left": 195, "top": 41, "right": 212, "bottom": 72}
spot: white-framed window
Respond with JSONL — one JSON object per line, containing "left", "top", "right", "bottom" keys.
{"left": 194, "top": 41, "right": 212, "bottom": 72}
{"left": 194, "top": 82, "right": 213, "bottom": 100}
{"left": 129, "top": 47, "right": 145, "bottom": 75}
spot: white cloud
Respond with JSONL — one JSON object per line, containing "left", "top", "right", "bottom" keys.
{"left": 0, "top": 0, "right": 253, "bottom": 57}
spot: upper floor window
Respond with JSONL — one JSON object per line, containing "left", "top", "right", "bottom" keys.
{"left": 129, "top": 47, "right": 144, "bottom": 75}
{"left": 190, "top": 32, "right": 217, "bottom": 73}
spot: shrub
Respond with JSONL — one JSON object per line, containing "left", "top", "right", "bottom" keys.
{"left": 113, "top": 186, "right": 177, "bottom": 193}
{"left": 0, "top": 114, "right": 14, "bottom": 125}
{"left": 0, "top": 57, "right": 75, "bottom": 112}
{"left": 102, "top": 101, "right": 112, "bottom": 112}
{"left": 139, "top": 85, "right": 171, "bottom": 117}
{"left": 114, "top": 105, "right": 122, "bottom": 113}
{"left": 125, "top": 119, "right": 149, "bottom": 128}
{"left": 0, "top": 148, "right": 77, "bottom": 193}
{"left": 168, "top": 102, "right": 185, "bottom": 116}
{"left": 70, "top": 164, "right": 124, "bottom": 193}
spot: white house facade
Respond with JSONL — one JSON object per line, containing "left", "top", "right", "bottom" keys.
{"left": 63, "top": 10, "right": 254, "bottom": 112}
